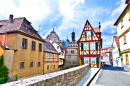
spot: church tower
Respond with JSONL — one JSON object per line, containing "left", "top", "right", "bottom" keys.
{"left": 71, "top": 29, "right": 75, "bottom": 42}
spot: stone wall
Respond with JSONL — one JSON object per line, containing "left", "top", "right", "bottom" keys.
{"left": 1, "top": 64, "right": 89, "bottom": 86}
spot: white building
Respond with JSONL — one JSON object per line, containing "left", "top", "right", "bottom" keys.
{"left": 112, "top": 36, "right": 122, "bottom": 67}
{"left": 50, "top": 39, "right": 64, "bottom": 69}
{"left": 114, "top": 0, "right": 130, "bottom": 70}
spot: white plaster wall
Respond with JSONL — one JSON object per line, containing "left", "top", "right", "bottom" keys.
{"left": 50, "top": 40, "right": 64, "bottom": 59}
{"left": 119, "top": 31, "right": 130, "bottom": 51}
{"left": 117, "top": 13, "right": 130, "bottom": 37}
{"left": 50, "top": 40, "right": 61, "bottom": 53}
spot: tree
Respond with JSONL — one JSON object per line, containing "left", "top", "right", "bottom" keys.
{"left": 0, "top": 55, "right": 3, "bottom": 66}
{"left": 0, "top": 65, "right": 9, "bottom": 78}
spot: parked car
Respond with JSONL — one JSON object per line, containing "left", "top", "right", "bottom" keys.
{"left": 104, "top": 62, "right": 112, "bottom": 66}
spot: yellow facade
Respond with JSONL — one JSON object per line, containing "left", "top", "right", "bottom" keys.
{"left": 44, "top": 52, "right": 60, "bottom": 74}
{"left": 2, "top": 33, "right": 44, "bottom": 79}
{"left": 0, "top": 45, "right": 4, "bottom": 57}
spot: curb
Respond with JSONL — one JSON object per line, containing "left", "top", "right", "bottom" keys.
{"left": 89, "top": 69, "right": 102, "bottom": 86}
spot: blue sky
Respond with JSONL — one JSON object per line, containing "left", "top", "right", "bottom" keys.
{"left": 0, "top": 0, "right": 127, "bottom": 48}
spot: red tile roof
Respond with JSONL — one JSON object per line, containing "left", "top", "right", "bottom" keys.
{"left": 101, "top": 52, "right": 108, "bottom": 56}
{"left": 44, "top": 41, "right": 58, "bottom": 53}
{"left": 93, "top": 27, "right": 99, "bottom": 32}
{"left": 114, "top": 36, "right": 120, "bottom": 49}
{"left": 0, "top": 17, "right": 43, "bottom": 40}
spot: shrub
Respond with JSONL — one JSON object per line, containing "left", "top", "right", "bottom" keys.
{"left": 0, "top": 65, "right": 9, "bottom": 78}
{"left": 0, "top": 55, "right": 3, "bottom": 66}
{"left": 0, "top": 77, "right": 9, "bottom": 84}
{"left": 15, "top": 75, "right": 17, "bottom": 81}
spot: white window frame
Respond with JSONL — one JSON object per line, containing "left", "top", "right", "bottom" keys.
{"left": 84, "top": 58, "right": 89, "bottom": 64}
{"left": 90, "top": 42, "right": 95, "bottom": 50}
{"left": 84, "top": 43, "right": 89, "bottom": 50}
{"left": 87, "top": 31, "right": 91, "bottom": 36}
{"left": 91, "top": 58, "right": 96, "bottom": 64}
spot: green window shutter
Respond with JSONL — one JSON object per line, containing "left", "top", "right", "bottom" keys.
{"left": 81, "top": 57, "right": 84, "bottom": 64}
{"left": 91, "top": 31, "right": 93, "bottom": 36}
{"left": 96, "top": 58, "right": 99, "bottom": 64}
{"left": 81, "top": 43, "right": 84, "bottom": 50}
{"left": 84, "top": 32, "right": 87, "bottom": 37}
{"left": 96, "top": 42, "right": 98, "bottom": 50}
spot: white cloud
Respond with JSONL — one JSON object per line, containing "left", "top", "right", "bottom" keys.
{"left": 115, "top": 1, "right": 120, "bottom": 5}
{"left": 0, "top": 0, "right": 53, "bottom": 31}
{"left": 111, "top": 0, "right": 126, "bottom": 17}
{"left": 59, "top": 0, "right": 85, "bottom": 18}
{"left": 101, "top": 20, "right": 115, "bottom": 32}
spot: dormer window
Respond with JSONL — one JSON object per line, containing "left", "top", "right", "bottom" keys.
{"left": 121, "top": 20, "right": 124, "bottom": 28}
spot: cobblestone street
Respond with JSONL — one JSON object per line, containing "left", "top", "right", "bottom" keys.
{"left": 95, "top": 66, "right": 130, "bottom": 86}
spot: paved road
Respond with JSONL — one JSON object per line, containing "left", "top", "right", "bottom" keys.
{"left": 95, "top": 66, "right": 130, "bottom": 86}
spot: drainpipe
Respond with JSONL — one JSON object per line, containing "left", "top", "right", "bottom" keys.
{"left": 4, "top": 32, "right": 7, "bottom": 47}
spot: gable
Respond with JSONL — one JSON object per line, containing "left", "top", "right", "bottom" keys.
{"left": 78, "top": 20, "right": 101, "bottom": 42}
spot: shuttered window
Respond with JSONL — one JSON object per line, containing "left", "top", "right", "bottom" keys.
{"left": 84, "top": 43, "right": 89, "bottom": 50}
{"left": 91, "top": 31, "right": 93, "bottom": 36}
{"left": 91, "top": 58, "right": 96, "bottom": 64}
{"left": 81, "top": 43, "right": 83, "bottom": 50}
{"left": 84, "top": 32, "right": 87, "bottom": 37}
{"left": 96, "top": 58, "right": 99, "bottom": 64}
{"left": 81, "top": 58, "right": 84, "bottom": 64}
{"left": 96, "top": 42, "right": 98, "bottom": 50}
{"left": 90, "top": 42, "right": 95, "bottom": 50}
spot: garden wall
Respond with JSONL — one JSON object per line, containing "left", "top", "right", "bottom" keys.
{"left": 1, "top": 64, "right": 89, "bottom": 86}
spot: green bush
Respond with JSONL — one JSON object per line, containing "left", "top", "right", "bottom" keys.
{"left": 0, "top": 55, "right": 3, "bottom": 66}
{"left": 15, "top": 75, "right": 17, "bottom": 81}
{"left": 0, "top": 77, "right": 9, "bottom": 84}
{"left": 0, "top": 65, "right": 9, "bottom": 78}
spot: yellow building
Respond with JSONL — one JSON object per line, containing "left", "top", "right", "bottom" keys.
{"left": 0, "top": 42, "right": 4, "bottom": 57}
{"left": 0, "top": 15, "right": 45, "bottom": 79}
{"left": 44, "top": 41, "right": 60, "bottom": 74}
{"left": 114, "top": 0, "right": 130, "bottom": 68}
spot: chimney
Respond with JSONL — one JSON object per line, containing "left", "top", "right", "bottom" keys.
{"left": 125, "top": 0, "right": 130, "bottom": 4}
{"left": 9, "top": 14, "right": 13, "bottom": 23}
{"left": 99, "top": 22, "right": 101, "bottom": 31}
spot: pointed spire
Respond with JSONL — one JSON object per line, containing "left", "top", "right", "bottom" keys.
{"left": 73, "top": 28, "right": 74, "bottom": 32}
{"left": 53, "top": 28, "right": 54, "bottom": 31}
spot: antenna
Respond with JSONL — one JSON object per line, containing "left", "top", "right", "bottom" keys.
{"left": 73, "top": 28, "right": 74, "bottom": 32}
{"left": 39, "top": 25, "right": 41, "bottom": 35}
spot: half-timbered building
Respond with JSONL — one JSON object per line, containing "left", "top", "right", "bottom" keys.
{"left": 77, "top": 20, "right": 102, "bottom": 68}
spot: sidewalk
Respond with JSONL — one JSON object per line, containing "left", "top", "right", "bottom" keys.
{"left": 75, "top": 68, "right": 100, "bottom": 86}
{"left": 123, "top": 65, "right": 130, "bottom": 71}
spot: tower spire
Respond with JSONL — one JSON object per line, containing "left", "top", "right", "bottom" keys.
{"left": 53, "top": 28, "right": 54, "bottom": 31}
